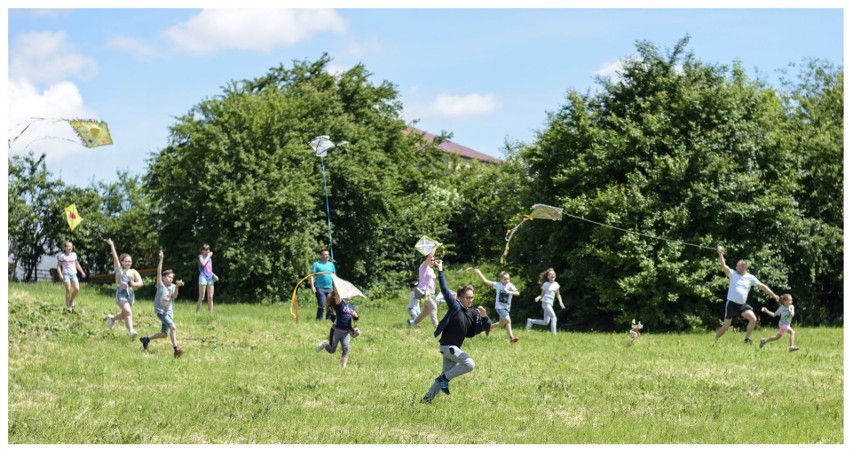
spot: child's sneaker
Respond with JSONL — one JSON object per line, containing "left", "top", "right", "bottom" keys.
{"left": 759, "top": 338, "right": 767, "bottom": 349}
{"left": 420, "top": 395, "right": 433, "bottom": 404}
{"left": 744, "top": 338, "right": 752, "bottom": 345}
{"left": 129, "top": 330, "right": 138, "bottom": 341}
{"left": 789, "top": 346, "right": 800, "bottom": 352}
{"left": 510, "top": 336, "right": 519, "bottom": 343}
{"left": 140, "top": 336, "right": 150, "bottom": 351}
{"left": 407, "top": 319, "right": 414, "bottom": 328}
{"left": 435, "top": 375, "right": 450, "bottom": 395}
{"left": 174, "top": 347, "right": 183, "bottom": 358}
{"left": 316, "top": 341, "right": 328, "bottom": 353}
{"left": 106, "top": 315, "right": 115, "bottom": 330}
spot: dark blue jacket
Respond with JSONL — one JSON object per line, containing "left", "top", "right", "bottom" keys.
{"left": 434, "top": 270, "right": 491, "bottom": 344}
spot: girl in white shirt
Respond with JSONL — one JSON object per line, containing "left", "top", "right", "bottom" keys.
{"left": 526, "top": 268, "right": 564, "bottom": 334}
{"left": 57, "top": 241, "right": 86, "bottom": 312}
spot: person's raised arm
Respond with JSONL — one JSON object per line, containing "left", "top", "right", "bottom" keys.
{"left": 473, "top": 268, "right": 493, "bottom": 286}
{"left": 760, "top": 306, "right": 777, "bottom": 318}
{"left": 421, "top": 248, "right": 436, "bottom": 269}
{"left": 716, "top": 245, "right": 731, "bottom": 277}
{"left": 435, "top": 259, "right": 459, "bottom": 312}
{"left": 107, "top": 238, "right": 119, "bottom": 269}
{"left": 156, "top": 250, "right": 164, "bottom": 286}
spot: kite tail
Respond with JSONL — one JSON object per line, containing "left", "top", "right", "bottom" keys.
{"left": 289, "top": 272, "right": 334, "bottom": 324}
{"left": 501, "top": 216, "right": 531, "bottom": 264}
{"left": 8, "top": 121, "right": 34, "bottom": 149}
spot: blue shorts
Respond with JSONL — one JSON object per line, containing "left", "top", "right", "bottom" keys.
{"left": 62, "top": 272, "right": 78, "bottom": 283}
{"left": 198, "top": 275, "right": 215, "bottom": 286}
{"left": 495, "top": 308, "right": 510, "bottom": 320}
{"left": 116, "top": 287, "right": 135, "bottom": 306}
{"left": 157, "top": 310, "right": 175, "bottom": 333}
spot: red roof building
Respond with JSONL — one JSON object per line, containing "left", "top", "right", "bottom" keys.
{"left": 404, "top": 127, "right": 502, "bottom": 164}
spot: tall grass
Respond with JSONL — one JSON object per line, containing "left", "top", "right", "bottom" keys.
{"left": 7, "top": 281, "right": 843, "bottom": 444}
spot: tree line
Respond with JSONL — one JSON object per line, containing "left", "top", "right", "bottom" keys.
{"left": 8, "top": 37, "right": 842, "bottom": 330}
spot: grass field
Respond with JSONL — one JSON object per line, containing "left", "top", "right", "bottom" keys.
{"left": 7, "top": 279, "right": 843, "bottom": 444}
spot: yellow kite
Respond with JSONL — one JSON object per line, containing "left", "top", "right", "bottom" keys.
{"left": 64, "top": 204, "right": 83, "bottom": 231}
{"left": 68, "top": 119, "right": 113, "bottom": 148}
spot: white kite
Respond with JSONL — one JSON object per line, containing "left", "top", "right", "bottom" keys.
{"left": 290, "top": 272, "right": 366, "bottom": 323}
{"left": 414, "top": 236, "right": 443, "bottom": 256}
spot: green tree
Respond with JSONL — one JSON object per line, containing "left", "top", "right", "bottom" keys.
{"left": 89, "top": 173, "right": 159, "bottom": 273}
{"left": 146, "top": 55, "right": 450, "bottom": 301}
{"left": 774, "top": 59, "right": 844, "bottom": 324}
{"left": 445, "top": 143, "right": 525, "bottom": 264}
{"left": 510, "top": 36, "right": 839, "bottom": 331}
{"left": 8, "top": 153, "right": 64, "bottom": 282}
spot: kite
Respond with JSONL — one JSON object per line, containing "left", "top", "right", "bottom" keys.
{"left": 309, "top": 135, "right": 335, "bottom": 158}
{"left": 9, "top": 118, "right": 113, "bottom": 150}
{"left": 501, "top": 203, "right": 563, "bottom": 263}
{"left": 289, "top": 272, "right": 366, "bottom": 323}
{"left": 629, "top": 319, "right": 643, "bottom": 343}
{"left": 309, "top": 135, "right": 336, "bottom": 259}
{"left": 414, "top": 236, "right": 443, "bottom": 257}
{"left": 64, "top": 204, "right": 83, "bottom": 231}
{"left": 68, "top": 119, "right": 113, "bottom": 148}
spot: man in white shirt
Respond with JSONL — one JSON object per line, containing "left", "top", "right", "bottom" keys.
{"left": 714, "top": 245, "right": 779, "bottom": 344}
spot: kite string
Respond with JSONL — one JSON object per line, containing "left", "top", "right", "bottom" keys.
{"left": 561, "top": 211, "right": 716, "bottom": 250}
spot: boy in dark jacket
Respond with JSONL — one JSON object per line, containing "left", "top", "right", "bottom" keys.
{"left": 421, "top": 259, "right": 491, "bottom": 403}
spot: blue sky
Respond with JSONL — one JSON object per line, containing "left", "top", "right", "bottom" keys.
{"left": 4, "top": 5, "right": 846, "bottom": 187}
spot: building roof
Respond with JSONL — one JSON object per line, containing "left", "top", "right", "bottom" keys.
{"left": 404, "top": 127, "right": 502, "bottom": 164}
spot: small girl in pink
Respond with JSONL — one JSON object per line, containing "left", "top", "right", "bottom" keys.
{"left": 409, "top": 248, "right": 439, "bottom": 328}
{"left": 759, "top": 294, "right": 799, "bottom": 352}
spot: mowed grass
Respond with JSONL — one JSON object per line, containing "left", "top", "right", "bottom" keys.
{"left": 7, "top": 281, "right": 843, "bottom": 444}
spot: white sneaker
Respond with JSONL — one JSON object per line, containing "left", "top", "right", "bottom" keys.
{"left": 106, "top": 315, "right": 115, "bottom": 330}
{"left": 316, "top": 341, "right": 328, "bottom": 353}
{"left": 129, "top": 330, "right": 138, "bottom": 340}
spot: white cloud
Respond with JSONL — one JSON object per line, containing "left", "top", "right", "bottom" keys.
{"left": 594, "top": 60, "right": 623, "bottom": 79}
{"left": 8, "top": 31, "right": 99, "bottom": 162}
{"left": 425, "top": 93, "right": 501, "bottom": 119}
{"left": 162, "top": 9, "right": 348, "bottom": 55}
{"left": 8, "top": 79, "right": 98, "bottom": 163}
{"left": 9, "top": 31, "right": 98, "bottom": 85}
{"left": 106, "top": 35, "right": 163, "bottom": 58}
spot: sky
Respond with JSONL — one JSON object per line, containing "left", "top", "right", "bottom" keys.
{"left": 3, "top": 4, "right": 846, "bottom": 188}
{"left": 1, "top": 4, "right": 850, "bottom": 450}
